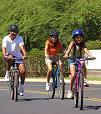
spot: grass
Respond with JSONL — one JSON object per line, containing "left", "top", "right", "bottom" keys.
{"left": 88, "top": 76, "right": 101, "bottom": 81}
{"left": 65, "top": 75, "right": 101, "bottom": 81}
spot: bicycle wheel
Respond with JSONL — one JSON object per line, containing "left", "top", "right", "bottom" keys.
{"left": 14, "top": 71, "right": 19, "bottom": 102}
{"left": 73, "top": 76, "right": 79, "bottom": 108}
{"left": 58, "top": 71, "right": 65, "bottom": 100}
{"left": 48, "top": 76, "right": 55, "bottom": 99}
{"left": 79, "top": 72, "right": 84, "bottom": 110}
{"left": 10, "top": 75, "right": 14, "bottom": 100}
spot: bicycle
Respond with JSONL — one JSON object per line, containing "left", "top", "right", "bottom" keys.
{"left": 9, "top": 58, "right": 22, "bottom": 102}
{"left": 48, "top": 57, "right": 65, "bottom": 100}
{"left": 68, "top": 57, "right": 95, "bottom": 110}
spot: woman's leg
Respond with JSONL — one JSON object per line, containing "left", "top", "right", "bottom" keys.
{"left": 45, "top": 58, "right": 53, "bottom": 91}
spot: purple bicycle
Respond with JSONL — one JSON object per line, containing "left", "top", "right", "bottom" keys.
{"left": 68, "top": 57, "right": 95, "bottom": 110}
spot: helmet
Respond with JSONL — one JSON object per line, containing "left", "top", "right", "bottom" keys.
{"left": 72, "top": 29, "right": 84, "bottom": 39}
{"left": 9, "top": 24, "right": 19, "bottom": 33}
{"left": 50, "top": 30, "right": 58, "bottom": 37}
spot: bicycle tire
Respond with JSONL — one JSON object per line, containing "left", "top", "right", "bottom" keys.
{"left": 79, "top": 72, "right": 84, "bottom": 110}
{"left": 10, "top": 76, "right": 14, "bottom": 100}
{"left": 48, "top": 76, "right": 55, "bottom": 99}
{"left": 14, "top": 71, "right": 19, "bottom": 102}
{"left": 74, "top": 75, "right": 79, "bottom": 108}
{"left": 58, "top": 71, "right": 65, "bottom": 100}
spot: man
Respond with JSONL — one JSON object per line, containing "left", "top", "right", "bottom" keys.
{"left": 2, "top": 24, "right": 27, "bottom": 96}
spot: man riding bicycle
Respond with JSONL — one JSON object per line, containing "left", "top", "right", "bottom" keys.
{"left": 45, "top": 30, "right": 64, "bottom": 91}
{"left": 2, "top": 24, "right": 27, "bottom": 96}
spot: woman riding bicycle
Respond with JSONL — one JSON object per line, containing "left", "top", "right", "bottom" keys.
{"left": 45, "top": 30, "right": 64, "bottom": 91}
{"left": 64, "top": 29, "right": 95, "bottom": 98}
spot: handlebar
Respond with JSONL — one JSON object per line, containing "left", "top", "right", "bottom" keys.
{"left": 67, "top": 57, "right": 96, "bottom": 61}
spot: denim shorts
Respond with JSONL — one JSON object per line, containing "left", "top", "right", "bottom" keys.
{"left": 68, "top": 59, "right": 75, "bottom": 67}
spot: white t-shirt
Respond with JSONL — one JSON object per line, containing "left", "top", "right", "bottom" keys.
{"left": 2, "top": 34, "right": 24, "bottom": 58}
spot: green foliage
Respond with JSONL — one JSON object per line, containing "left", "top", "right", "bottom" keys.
{"left": 0, "top": 0, "right": 100, "bottom": 50}
{"left": 86, "top": 40, "right": 101, "bottom": 49}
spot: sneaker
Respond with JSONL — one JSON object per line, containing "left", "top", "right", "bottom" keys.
{"left": 84, "top": 79, "right": 89, "bottom": 87}
{"left": 5, "top": 71, "right": 10, "bottom": 82}
{"left": 84, "top": 81, "right": 89, "bottom": 87}
{"left": 46, "top": 83, "right": 50, "bottom": 91}
{"left": 67, "top": 90, "right": 73, "bottom": 99}
{"left": 18, "top": 85, "right": 24, "bottom": 96}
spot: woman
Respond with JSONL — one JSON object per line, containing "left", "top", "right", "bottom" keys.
{"left": 45, "top": 30, "right": 64, "bottom": 91}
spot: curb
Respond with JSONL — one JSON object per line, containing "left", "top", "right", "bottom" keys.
{"left": 0, "top": 78, "right": 101, "bottom": 85}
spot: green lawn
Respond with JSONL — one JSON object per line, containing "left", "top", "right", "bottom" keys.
{"left": 65, "top": 75, "right": 101, "bottom": 81}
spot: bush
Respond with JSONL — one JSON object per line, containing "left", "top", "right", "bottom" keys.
{"left": 86, "top": 40, "right": 101, "bottom": 49}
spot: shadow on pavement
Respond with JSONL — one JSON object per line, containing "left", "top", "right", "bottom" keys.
{"left": 18, "top": 97, "right": 49, "bottom": 102}
{"left": 83, "top": 105, "right": 101, "bottom": 110}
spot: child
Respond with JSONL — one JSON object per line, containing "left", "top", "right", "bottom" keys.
{"left": 64, "top": 29, "right": 95, "bottom": 98}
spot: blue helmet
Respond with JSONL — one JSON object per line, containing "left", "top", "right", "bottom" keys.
{"left": 72, "top": 29, "right": 84, "bottom": 39}
{"left": 50, "top": 30, "right": 58, "bottom": 37}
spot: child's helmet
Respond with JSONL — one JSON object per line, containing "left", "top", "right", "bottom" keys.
{"left": 72, "top": 29, "right": 84, "bottom": 39}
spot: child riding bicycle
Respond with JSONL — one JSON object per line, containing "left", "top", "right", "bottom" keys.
{"left": 64, "top": 29, "right": 95, "bottom": 99}
{"left": 45, "top": 30, "right": 64, "bottom": 91}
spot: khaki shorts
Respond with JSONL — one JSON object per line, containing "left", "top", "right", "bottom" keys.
{"left": 45, "top": 56, "right": 59, "bottom": 65}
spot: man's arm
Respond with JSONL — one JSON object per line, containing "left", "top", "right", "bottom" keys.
{"left": 19, "top": 45, "right": 27, "bottom": 59}
{"left": 2, "top": 47, "right": 7, "bottom": 57}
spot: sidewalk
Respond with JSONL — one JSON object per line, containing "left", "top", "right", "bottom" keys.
{"left": 0, "top": 78, "right": 101, "bottom": 85}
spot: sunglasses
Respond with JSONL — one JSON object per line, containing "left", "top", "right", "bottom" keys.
{"left": 51, "top": 35, "right": 58, "bottom": 39}
{"left": 9, "top": 31, "right": 17, "bottom": 35}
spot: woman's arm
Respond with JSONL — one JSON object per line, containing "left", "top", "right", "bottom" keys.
{"left": 45, "top": 41, "right": 49, "bottom": 57}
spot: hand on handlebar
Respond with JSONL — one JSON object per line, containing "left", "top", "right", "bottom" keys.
{"left": 63, "top": 55, "right": 69, "bottom": 59}
{"left": 91, "top": 57, "right": 96, "bottom": 60}
{"left": 22, "top": 55, "right": 28, "bottom": 60}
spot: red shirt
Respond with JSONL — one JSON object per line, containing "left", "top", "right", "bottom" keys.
{"left": 46, "top": 40, "right": 62, "bottom": 56}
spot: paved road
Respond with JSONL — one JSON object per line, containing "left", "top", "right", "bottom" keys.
{"left": 0, "top": 81, "right": 101, "bottom": 114}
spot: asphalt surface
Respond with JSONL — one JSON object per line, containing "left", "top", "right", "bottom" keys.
{"left": 0, "top": 81, "right": 101, "bottom": 114}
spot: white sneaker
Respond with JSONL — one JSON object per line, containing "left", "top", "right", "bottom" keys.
{"left": 46, "top": 83, "right": 50, "bottom": 91}
{"left": 18, "top": 85, "right": 24, "bottom": 96}
{"left": 67, "top": 90, "right": 73, "bottom": 99}
{"left": 84, "top": 80, "right": 89, "bottom": 87}
{"left": 5, "top": 71, "right": 10, "bottom": 82}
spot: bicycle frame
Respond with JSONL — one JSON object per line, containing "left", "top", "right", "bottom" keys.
{"left": 52, "top": 63, "right": 60, "bottom": 88}
{"left": 48, "top": 61, "right": 65, "bottom": 100}
{"left": 75, "top": 59, "right": 84, "bottom": 92}
{"left": 9, "top": 58, "right": 22, "bottom": 102}
{"left": 68, "top": 57, "right": 91, "bottom": 110}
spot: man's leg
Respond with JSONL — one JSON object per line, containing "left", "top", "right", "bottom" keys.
{"left": 18, "top": 63, "right": 26, "bottom": 96}
{"left": 5, "top": 55, "right": 13, "bottom": 81}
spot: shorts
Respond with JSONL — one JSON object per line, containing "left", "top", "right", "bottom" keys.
{"left": 68, "top": 59, "right": 75, "bottom": 67}
{"left": 45, "top": 56, "right": 59, "bottom": 65}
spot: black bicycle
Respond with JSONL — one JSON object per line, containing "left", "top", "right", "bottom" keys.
{"left": 48, "top": 59, "right": 65, "bottom": 100}
{"left": 9, "top": 58, "right": 22, "bottom": 102}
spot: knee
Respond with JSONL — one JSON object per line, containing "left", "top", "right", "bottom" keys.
{"left": 48, "top": 68, "right": 52, "bottom": 73}
{"left": 20, "top": 69, "right": 26, "bottom": 74}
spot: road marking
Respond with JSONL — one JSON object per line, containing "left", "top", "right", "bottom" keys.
{"left": 84, "top": 97, "right": 101, "bottom": 103}
{"left": 0, "top": 88, "right": 101, "bottom": 103}
{"left": 25, "top": 90, "right": 47, "bottom": 95}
